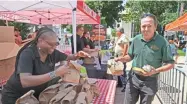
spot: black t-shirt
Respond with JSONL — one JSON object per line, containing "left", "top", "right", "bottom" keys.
{"left": 82, "top": 37, "right": 95, "bottom": 49}
{"left": 82, "top": 37, "right": 89, "bottom": 48}
{"left": 89, "top": 39, "right": 95, "bottom": 49}
{"left": 2, "top": 46, "right": 67, "bottom": 102}
{"left": 71, "top": 34, "right": 84, "bottom": 54}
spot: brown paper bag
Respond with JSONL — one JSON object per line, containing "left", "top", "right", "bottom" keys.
{"left": 49, "top": 86, "right": 73, "bottom": 104}
{"left": 107, "top": 59, "right": 124, "bottom": 75}
{"left": 16, "top": 90, "right": 39, "bottom": 104}
{"left": 0, "top": 26, "right": 20, "bottom": 82}
{"left": 85, "top": 90, "right": 94, "bottom": 104}
{"left": 63, "top": 61, "right": 82, "bottom": 84}
{"left": 60, "top": 90, "right": 77, "bottom": 104}
{"left": 75, "top": 92, "right": 87, "bottom": 104}
{"left": 83, "top": 51, "right": 99, "bottom": 64}
{"left": 39, "top": 83, "right": 61, "bottom": 104}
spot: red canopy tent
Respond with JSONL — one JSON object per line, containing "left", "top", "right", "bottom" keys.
{"left": 0, "top": 1, "right": 100, "bottom": 25}
{"left": 0, "top": 0, "right": 101, "bottom": 54}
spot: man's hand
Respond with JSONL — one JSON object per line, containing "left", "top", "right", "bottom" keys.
{"left": 140, "top": 66, "right": 158, "bottom": 76}
{"left": 140, "top": 70, "right": 157, "bottom": 76}
{"left": 115, "top": 56, "right": 125, "bottom": 62}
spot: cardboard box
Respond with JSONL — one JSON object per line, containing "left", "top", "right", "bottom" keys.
{"left": 0, "top": 26, "right": 20, "bottom": 79}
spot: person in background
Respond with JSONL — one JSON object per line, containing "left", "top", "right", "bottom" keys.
{"left": 70, "top": 25, "right": 98, "bottom": 54}
{"left": 27, "top": 30, "right": 38, "bottom": 39}
{"left": 169, "top": 40, "right": 176, "bottom": 57}
{"left": 1, "top": 27, "right": 90, "bottom": 104}
{"left": 114, "top": 27, "right": 129, "bottom": 91}
{"left": 115, "top": 13, "right": 174, "bottom": 104}
{"left": 174, "top": 38, "right": 180, "bottom": 63}
{"left": 82, "top": 31, "right": 95, "bottom": 49}
{"left": 65, "top": 35, "right": 69, "bottom": 45}
{"left": 15, "top": 28, "right": 22, "bottom": 46}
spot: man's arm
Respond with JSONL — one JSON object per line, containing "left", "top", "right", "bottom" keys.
{"left": 123, "top": 44, "right": 129, "bottom": 56}
{"left": 141, "top": 44, "right": 175, "bottom": 76}
{"left": 155, "top": 63, "right": 174, "bottom": 73}
{"left": 115, "top": 54, "right": 132, "bottom": 62}
{"left": 141, "top": 63, "right": 174, "bottom": 76}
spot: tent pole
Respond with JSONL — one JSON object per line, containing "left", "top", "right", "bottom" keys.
{"left": 72, "top": 8, "right": 77, "bottom": 54}
{"left": 185, "top": 43, "right": 187, "bottom": 69}
{"left": 98, "top": 10, "right": 101, "bottom": 49}
{"left": 6, "top": 20, "right": 8, "bottom": 26}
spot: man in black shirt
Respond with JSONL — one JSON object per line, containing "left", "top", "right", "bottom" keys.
{"left": 1, "top": 27, "right": 90, "bottom": 104}
{"left": 71, "top": 25, "right": 98, "bottom": 54}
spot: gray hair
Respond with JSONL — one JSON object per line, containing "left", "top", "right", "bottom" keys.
{"left": 141, "top": 13, "right": 158, "bottom": 26}
{"left": 116, "top": 27, "right": 124, "bottom": 33}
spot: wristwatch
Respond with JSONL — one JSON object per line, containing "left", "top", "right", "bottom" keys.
{"left": 48, "top": 71, "right": 57, "bottom": 79}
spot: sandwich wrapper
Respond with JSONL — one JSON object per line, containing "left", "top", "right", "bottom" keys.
{"left": 132, "top": 65, "right": 154, "bottom": 75}
{"left": 107, "top": 59, "right": 124, "bottom": 76}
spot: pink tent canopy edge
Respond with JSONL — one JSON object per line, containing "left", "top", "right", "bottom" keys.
{"left": 0, "top": 1, "right": 100, "bottom": 25}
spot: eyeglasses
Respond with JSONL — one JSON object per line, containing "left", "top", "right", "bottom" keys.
{"left": 43, "top": 40, "right": 59, "bottom": 48}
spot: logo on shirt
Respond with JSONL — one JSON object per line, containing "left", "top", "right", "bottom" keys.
{"left": 150, "top": 45, "right": 159, "bottom": 50}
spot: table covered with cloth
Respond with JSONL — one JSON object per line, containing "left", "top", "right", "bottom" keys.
{"left": 91, "top": 79, "right": 117, "bottom": 104}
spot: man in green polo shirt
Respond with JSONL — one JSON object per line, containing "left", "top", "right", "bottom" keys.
{"left": 115, "top": 13, "right": 174, "bottom": 104}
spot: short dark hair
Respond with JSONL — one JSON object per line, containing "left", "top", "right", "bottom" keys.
{"left": 141, "top": 13, "right": 158, "bottom": 26}
{"left": 76, "top": 25, "right": 83, "bottom": 32}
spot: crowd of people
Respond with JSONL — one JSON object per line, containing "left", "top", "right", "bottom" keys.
{"left": 4, "top": 13, "right": 176, "bottom": 104}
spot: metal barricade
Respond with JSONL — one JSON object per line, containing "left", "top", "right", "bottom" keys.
{"left": 157, "top": 68, "right": 187, "bottom": 104}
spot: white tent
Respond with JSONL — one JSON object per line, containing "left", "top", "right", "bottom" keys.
{"left": 0, "top": 0, "right": 100, "bottom": 53}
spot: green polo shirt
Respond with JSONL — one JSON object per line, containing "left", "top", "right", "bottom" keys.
{"left": 128, "top": 33, "right": 174, "bottom": 73}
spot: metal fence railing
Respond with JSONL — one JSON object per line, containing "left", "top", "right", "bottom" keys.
{"left": 157, "top": 68, "right": 187, "bottom": 104}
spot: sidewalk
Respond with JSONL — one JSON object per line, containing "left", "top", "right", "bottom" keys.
{"left": 114, "top": 87, "right": 161, "bottom": 104}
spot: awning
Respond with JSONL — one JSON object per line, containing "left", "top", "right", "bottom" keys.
{"left": 0, "top": 0, "right": 101, "bottom": 54}
{"left": 165, "top": 13, "right": 187, "bottom": 31}
{"left": 0, "top": 0, "right": 100, "bottom": 25}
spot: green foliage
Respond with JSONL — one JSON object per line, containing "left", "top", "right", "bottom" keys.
{"left": 160, "top": 12, "right": 178, "bottom": 25}
{"left": 122, "top": 1, "right": 178, "bottom": 25}
{"left": 8, "top": 22, "right": 31, "bottom": 39}
{"left": 111, "top": 29, "right": 116, "bottom": 37}
{"left": 122, "top": 1, "right": 181, "bottom": 34}
{"left": 86, "top": 1, "right": 124, "bottom": 28}
{"left": 0, "top": 20, "right": 31, "bottom": 40}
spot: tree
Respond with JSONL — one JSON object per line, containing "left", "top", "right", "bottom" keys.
{"left": 122, "top": 1, "right": 180, "bottom": 35}
{"left": 86, "top": 1, "right": 124, "bottom": 28}
{"left": 0, "top": 20, "right": 32, "bottom": 39}
{"left": 9, "top": 22, "right": 32, "bottom": 39}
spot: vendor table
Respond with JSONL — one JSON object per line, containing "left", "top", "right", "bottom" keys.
{"left": 83, "top": 64, "right": 113, "bottom": 79}
{"left": 91, "top": 79, "right": 117, "bottom": 104}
